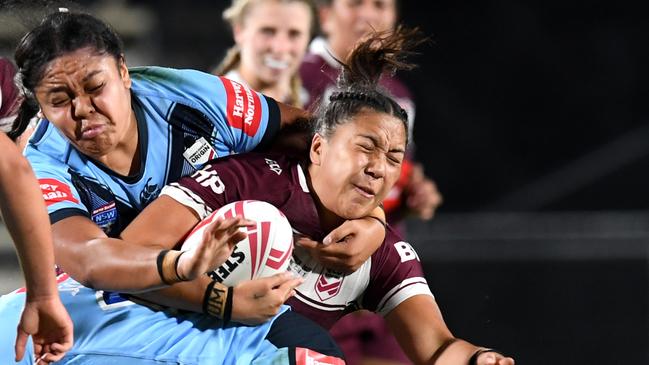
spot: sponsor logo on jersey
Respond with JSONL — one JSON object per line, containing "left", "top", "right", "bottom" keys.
{"left": 394, "top": 241, "right": 420, "bottom": 263}
{"left": 295, "top": 348, "right": 345, "bottom": 365}
{"left": 220, "top": 76, "right": 262, "bottom": 137}
{"left": 315, "top": 273, "right": 344, "bottom": 301}
{"left": 265, "top": 158, "right": 282, "bottom": 175}
{"left": 91, "top": 201, "right": 117, "bottom": 230}
{"left": 139, "top": 177, "right": 160, "bottom": 207}
{"left": 183, "top": 137, "right": 218, "bottom": 168}
{"left": 192, "top": 165, "right": 226, "bottom": 194}
{"left": 39, "top": 178, "right": 79, "bottom": 206}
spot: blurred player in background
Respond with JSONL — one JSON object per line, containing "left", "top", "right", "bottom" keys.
{"left": 0, "top": 57, "right": 73, "bottom": 364}
{"left": 214, "top": 0, "right": 316, "bottom": 108}
{"left": 300, "top": 1, "right": 441, "bottom": 363}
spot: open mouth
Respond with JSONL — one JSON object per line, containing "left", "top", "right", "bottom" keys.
{"left": 263, "top": 56, "right": 289, "bottom": 70}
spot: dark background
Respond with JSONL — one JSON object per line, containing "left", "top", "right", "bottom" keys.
{"left": 1, "top": 1, "right": 648, "bottom": 364}
{"left": 119, "top": 0, "right": 649, "bottom": 213}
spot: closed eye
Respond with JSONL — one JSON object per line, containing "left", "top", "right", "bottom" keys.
{"left": 86, "top": 83, "right": 104, "bottom": 93}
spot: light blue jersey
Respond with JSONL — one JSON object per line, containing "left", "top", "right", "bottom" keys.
{"left": 26, "top": 66, "right": 280, "bottom": 236}
{"left": 0, "top": 276, "right": 291, "bottom": 365}
{"left": 0, "top": 67, "right": 346, "bottom": 364}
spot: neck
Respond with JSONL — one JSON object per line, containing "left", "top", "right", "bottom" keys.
{"left": 238, "top": 67, "right": 292, "bottom": 103}
{"left": 325, "top": 36, "right": 351, "bottom": 63}
{"left": 306, "top": 164, "right": 345, "bottom": 233}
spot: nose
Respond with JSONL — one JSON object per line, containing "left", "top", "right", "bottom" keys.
{"left": 270, "top": 33, "right": 293, "bottom": 55}
{"left": 71, "top": 95, "right": 95, "bottom": 119}
{"left": 358, "top": 2, "right": 383, "bottom": 26}
{"left": 365, "top": 154, "right": 386, "bottom": 179}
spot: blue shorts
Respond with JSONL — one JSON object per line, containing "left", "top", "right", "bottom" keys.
{"left": 0, "top": 276, "right": 344, "bottom": 365}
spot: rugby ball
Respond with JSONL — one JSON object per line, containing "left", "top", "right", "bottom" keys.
{"left": 181, "top": 200, "right": 293, "bottom": 286}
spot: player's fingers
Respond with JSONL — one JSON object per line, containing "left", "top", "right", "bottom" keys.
{"left": 294, "top": 236, "right": 319, "bottom": 249}
{"left": 264, "top": 272, "right": 296, "bottom": 289}
{"left": 278, "top": 277, "right": 304, "bottom": 300}
{"left": 323, "top": 223, "right": 354, "bottom": 245}
{"left": 14, "top": 329, "right": 28, "bottom": 361}
{"left": 44, "top": 350, "right": 67, "bottom": 363}
{"left": 229, "top": 231, "right": 248, "bottom": 246}
{"left": 51, "top": 334, "right": 73, "bottom": 353}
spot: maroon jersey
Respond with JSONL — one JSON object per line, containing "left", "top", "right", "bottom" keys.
{"left": 161, "top": 153, "right": 433, "bottom": 329}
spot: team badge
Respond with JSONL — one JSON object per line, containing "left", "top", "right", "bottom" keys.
{"left": 315, "top": 273, "right": 344, "bottom": 301}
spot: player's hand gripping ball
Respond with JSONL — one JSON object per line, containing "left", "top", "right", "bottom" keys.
{"left": 181, "top": 200, "right": 294, "bottom": 286}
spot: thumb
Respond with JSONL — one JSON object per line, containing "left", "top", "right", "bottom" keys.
{"left": 323, "top": 222, "right": 353, "bottom": 245}
{"left": 14, "top": 328, "right": 28, "bottom": 361}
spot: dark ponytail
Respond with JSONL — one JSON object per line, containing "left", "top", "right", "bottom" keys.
{"left": 7, "top": 96, "right": 39, "bottom": 141}
{"left": 313, "top": 26, "right": 427, "bottom": 145}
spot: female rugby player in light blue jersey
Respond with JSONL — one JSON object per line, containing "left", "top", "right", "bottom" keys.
{"left": 0, "top": 9, "right": 393, "bottom": 364}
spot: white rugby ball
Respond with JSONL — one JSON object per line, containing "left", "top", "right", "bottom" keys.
{"left": 181, "top": 200, "right": 293, "bottom": 286}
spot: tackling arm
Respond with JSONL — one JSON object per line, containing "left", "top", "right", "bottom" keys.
{"left": 386, "top": 295, "right": 514, "bottom": 365}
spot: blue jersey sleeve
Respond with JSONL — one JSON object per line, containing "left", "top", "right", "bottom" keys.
{"left": 129, "top": 67, "right": 280, "bottom": 156}
{"left": 24, "top": 146, "right": 88, "bottom": 223}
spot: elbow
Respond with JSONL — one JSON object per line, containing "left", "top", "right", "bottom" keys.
{"left": 53, "top": 241, "right": 99, "bottom": 289}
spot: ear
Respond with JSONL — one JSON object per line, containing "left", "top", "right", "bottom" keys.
{"left": 118, "top": 55, "right": 131, "bottom": 88}
{"left": 309, "top": 133, "right": 325, "bottom": 166}
{"left": 233, "top": 23, "right": 245, "bottom": 45}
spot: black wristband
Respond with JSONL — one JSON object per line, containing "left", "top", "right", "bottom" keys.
{"left": 156, "top": 250, "right": 171, "bottom": 285}
{"left": 469, "top": 348, "right": 502, "bottom": 365}
{"left": 366, "top": 215, "right": 386, "bottom": 228}
{"left": 223, "top": 286, "right": 234, "bottom": 326}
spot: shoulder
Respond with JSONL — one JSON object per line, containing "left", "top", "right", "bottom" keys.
{"left": 208, "top": 152, "right": 298, "bottom": 180}
{"left": 129, "top": 66, "right": 222, "bottom": 101}
{"left": 25, "top": 121, "right": 73, "bottom": 168}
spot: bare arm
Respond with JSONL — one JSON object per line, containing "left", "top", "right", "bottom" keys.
{"left": 0, "top": 133, "right": 73, "bottom": 363}
{"left": 51, "top": 196, "right": 199, "bottom": 292}
{"left": 386, "top": 295, "right": 514, "bottom": 365}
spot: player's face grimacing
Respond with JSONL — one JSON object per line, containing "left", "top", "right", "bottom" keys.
{"left": 309, "top": 109, "right": 406, "bottom": 220}
{"left": 34, "top": 48, "right": 134, "bottom": 161}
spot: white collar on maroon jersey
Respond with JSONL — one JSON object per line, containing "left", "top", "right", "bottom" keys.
{"left": 296, "top": 164, "right": 310, "bottom": 193}
{"left": 308, "top": 37, "right": 341, "bottom": 70}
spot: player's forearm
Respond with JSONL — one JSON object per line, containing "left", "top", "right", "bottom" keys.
{"left": 133, "top": 275, "right": 210, "bottom": 313}
{"left": 427, "top": 339, "right": 480, "bottom": 365}
{"left": 0, "top": 137, "right": 58, "bottom": 297}
{"left": 67, "top": 237, "right": 172, "bottom": 293}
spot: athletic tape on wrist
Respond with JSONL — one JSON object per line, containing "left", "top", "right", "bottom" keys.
{"left": 156, "top": 250, "right": 184, "bottom": 285}
{"left": 203, "top": 280, "right": 230, "bottom": 320}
